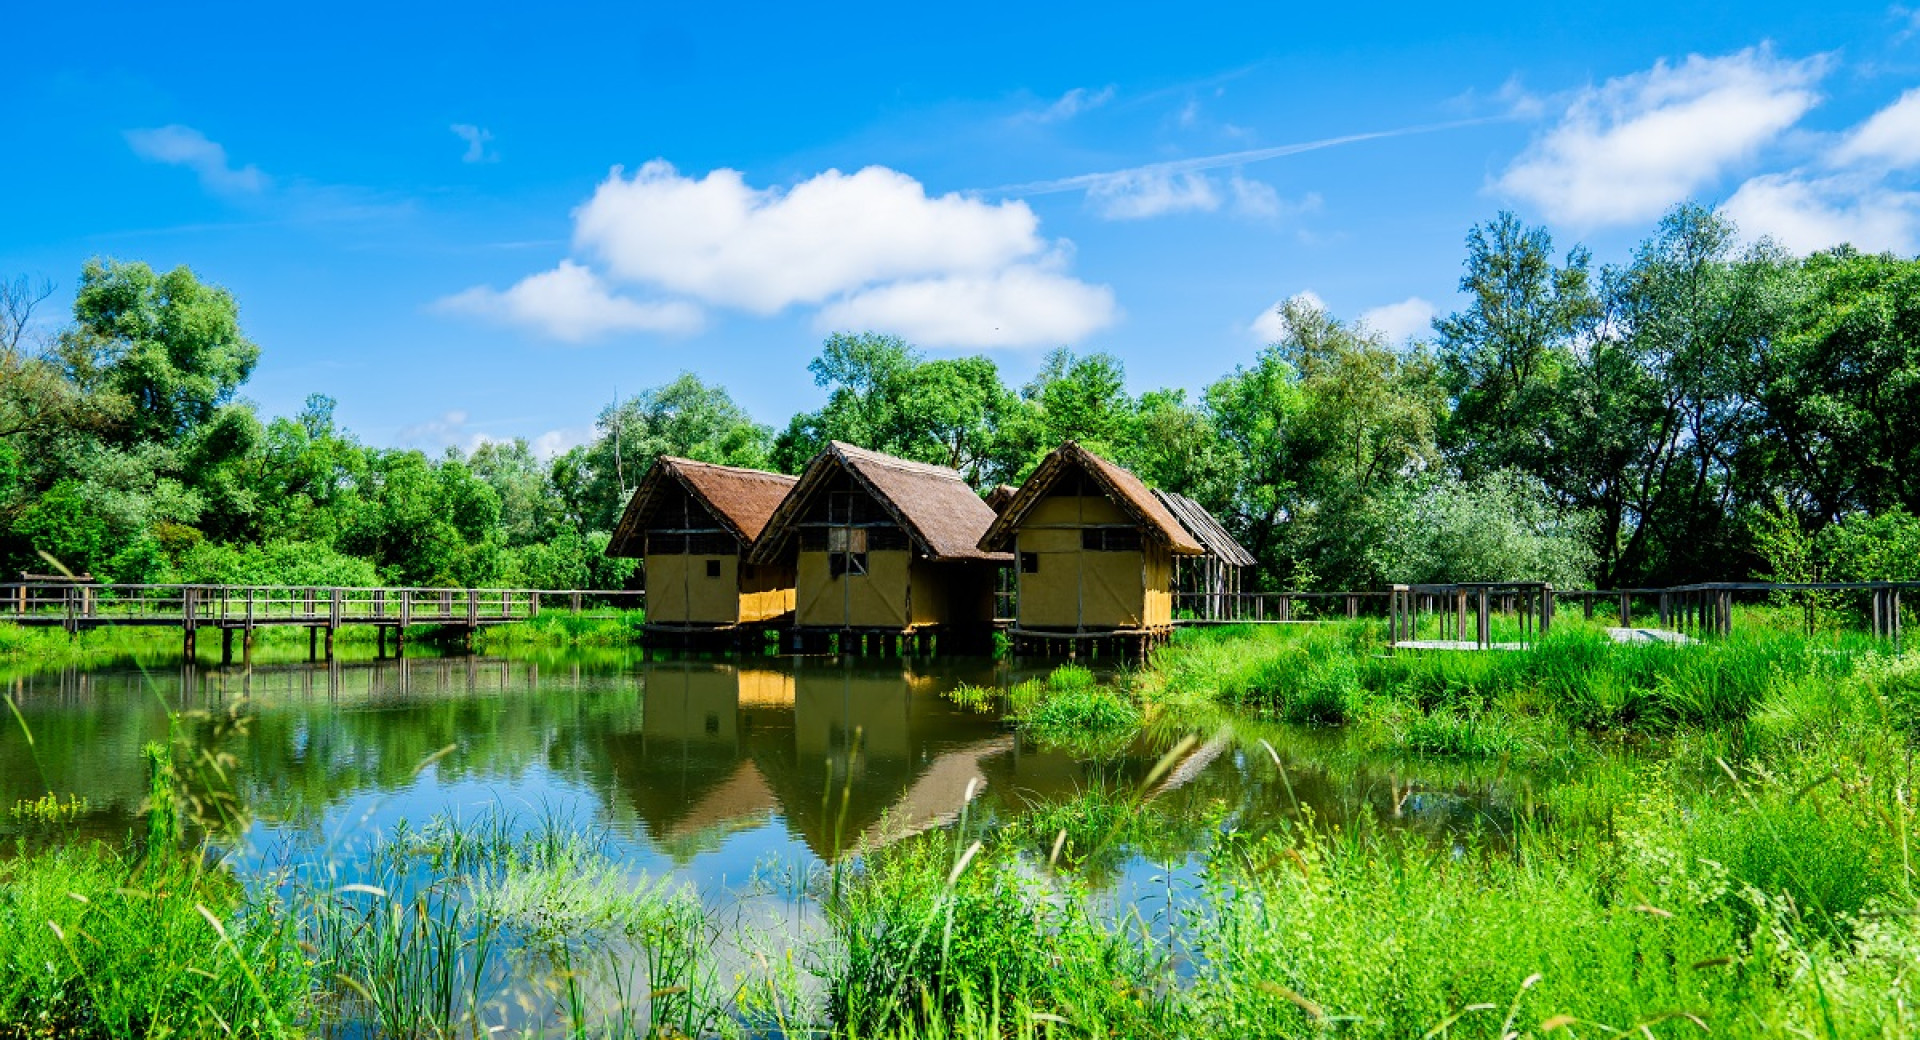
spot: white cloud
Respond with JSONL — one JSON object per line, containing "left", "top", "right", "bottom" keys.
{"left": 1497, "top": 47, "right": 1825, "bottom": 225}
{"left": 816, "top": 264, "right": 1116, "bottom": 348}
{"left": 1834, "top": 87, "right": 1920, "bottom": 168}
{"left": 1358, "top": 297, "right": 1438, "bottom": 343}
{"left": 1228, "top": 175, "right": 1282, "bottom": 217}
{"left": 124, "top": 125, "right": 269, "bottom": 195}
{"left": 1250, "top": 291, "right": 1325, "bottom": 342}
{"left": 437, "top": 260, "right": 704, "bottom": 341}
{"left": 574, "top": 161, "right": 1053, "bottom": 314}
{"left": 451, "top": 123, "right": 497, "bottom": 164}
{"left": 529, "top": 428, "right": 589, "bottom": 458}
{"left": 1722, "top": 173, "right": 1920, "bottom": 254}
{"left": 1086, "top": 168, "right": 1220, "bottom": 219}
{"left": 455, "top": 161, "right": 1115, "bottom": 348}
{"left": 1030, "top": 85, "right": 1115, "bottom": 123}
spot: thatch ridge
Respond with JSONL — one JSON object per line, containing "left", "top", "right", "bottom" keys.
{"left": 749, "top": 442, "right": 1009, "bottom": 564}
{"left": 606, "top": 456, "right": 799, "bottom": 557}
{"left": 977, "top": 442, "right": 1206, "bottom": 555}
{"left": 1153, "top": 489, "right": 1255, "bottom": 566}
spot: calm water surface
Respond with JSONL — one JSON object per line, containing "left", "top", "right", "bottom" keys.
{"left": 2, "top": 644, "right": 1566, "bottom": 1031}
{"left": 1, "top": 646, "right": 1544, "bottom": 880}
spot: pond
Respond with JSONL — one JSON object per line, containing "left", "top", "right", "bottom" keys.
{"left": 0, "top": 643, "right": 1557, "bottom": 1033}
{"left": 2, "top": 646, "right": 1543, "bottom": 868}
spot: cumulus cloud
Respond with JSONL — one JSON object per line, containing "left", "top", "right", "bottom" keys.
{"left": 446, "top": 161, "right": 1115, "bottom": 348}
{"left": 816, "top": 264, "right": 1117, "bottom": 348}
{"left": 437, "top": 260, "right": 704, "bottom": 341}
{"left": 1498, "top": 47, "right": 1825, "bottom": 225}
{"left": 1358, "top": 297, "right": 1438, "bottom": 343}
{"left": 1722, "top": 173, "right": 1920, "bottom": 254}
{"left": 574, "top": 161, "right": 1052, "bottom": 313}
{"left": 1834, "top": 87, "right": 1920, "bottom": 168}
{"left": 1250, "top": 290, "right": 1326, "bottom": 342}
{"left": 451, "top": 123, "right": 497, "bottom": 163}
{"left": 124, "top": 125, "right": 270, "bottom": 195}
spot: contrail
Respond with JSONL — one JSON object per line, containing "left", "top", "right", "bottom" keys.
{"left": 988, "top": 116, "right": 1503, "bottom": 196}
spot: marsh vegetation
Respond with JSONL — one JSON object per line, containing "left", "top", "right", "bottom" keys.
{"left": 2, "top": 613, "right": 1916, "bottom": 1037}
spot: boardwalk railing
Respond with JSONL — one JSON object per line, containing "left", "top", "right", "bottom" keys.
{"left": 0, "top": 582, "right": 644, "bottom": 633}
{"left": 1175, "top": 590, "right": 1386, "bottom": 623}
{"left": 1554, "top": 582, "right": 1912, "bottom": 640}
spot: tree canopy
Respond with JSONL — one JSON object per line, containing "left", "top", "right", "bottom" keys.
{"left": 5, "top": 205, "right": 1919, "bottom": 593}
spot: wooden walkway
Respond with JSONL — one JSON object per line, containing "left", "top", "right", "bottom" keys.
{"left": 2, "top": 582, "right": 643, "bottom": 662}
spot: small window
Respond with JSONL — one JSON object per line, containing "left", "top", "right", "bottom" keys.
{"left": 1082, "top": 528, "right": 1142, "bottom": 552}
{"left": 829, "top": 552, "right": 869, "bottom": 578}
{"left": 705, "top": 559, "right": 722, "bottom": 578}
{"left": 1021, "top": 552, "right": 1040, "bottom": 574}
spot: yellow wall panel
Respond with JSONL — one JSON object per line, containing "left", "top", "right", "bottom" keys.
{"left": 1028, "top": 495, "right": 1128, "bottom": 526}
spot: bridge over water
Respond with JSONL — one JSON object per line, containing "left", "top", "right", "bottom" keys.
{"left": 2, "top": 582, "right": 644, "bottom": 662}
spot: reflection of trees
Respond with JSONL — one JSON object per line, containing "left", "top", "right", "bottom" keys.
{"left": 5, "top": 652, "right": 1552, "bottom": 877}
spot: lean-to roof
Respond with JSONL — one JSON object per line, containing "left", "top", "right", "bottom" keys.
{"left": 977, "top": 441, "right": 1205, "bottom": 555}
{"left": 1152, "top": 490, "right": 1255, "bottom": 566}
{"left": 606, "top": 456, "right": 799, "bottom": 558}
{"left": 749, "top": 442, "right": 1009, "bottom": 564}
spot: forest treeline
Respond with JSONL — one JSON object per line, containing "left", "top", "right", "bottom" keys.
{"left": 1, "top": 203, "right": 1916, "bottom": 593}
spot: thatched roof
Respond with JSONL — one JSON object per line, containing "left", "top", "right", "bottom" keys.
{"left": 1153, "top": 490, "right": 1255, "bottom": 566}
{"left": 984, "top": 484, "right": 1019, "bottom": 514}
{"left": 977, "top": 441, "right": 1205, "bottom": 555}
{"left": 606, "top": 456, "right": 798, "bottom": 557}
{"left": 750, "top": 442, "right": 1010, "bottom": 564}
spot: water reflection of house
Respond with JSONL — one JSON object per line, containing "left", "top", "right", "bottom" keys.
{"left": 605, "top": 657, "right": 1031, "bottom": 860}
{"left": 605, "top": 661, "right": 793, "bottom": 850}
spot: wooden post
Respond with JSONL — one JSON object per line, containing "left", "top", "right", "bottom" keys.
{"left": 1542, "top": 586, "right": 1553, "bottom": 636}
{"left": 324, "top": 626, "right": 335, "bottom": 660}
{"left": 1477, "top": 588, "right": 1490, "bottom": 648}
{"left": 1618, "top": 592, "right": 1631, "bottom": 628}
{"left": 309, "top": 626, "right": 318, "bottom": 660}
{"left": 221, "top": 628, "right": 234, "bottom": 665}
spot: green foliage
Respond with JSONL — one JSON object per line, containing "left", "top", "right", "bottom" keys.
{"left": 1368, "top": 468, "right": 1598, "bottom": 587}
{"left": 62, "top": 258, "right": 259, "bottom": 446}
{"left": 0, "top": 844, "right": 309, "bottom": 1038}
{"left": 172, "top": 538, "right": 383, "bottom": 586}
{"left": 826, "top": 835, "right": 1170, "bottom": 1034}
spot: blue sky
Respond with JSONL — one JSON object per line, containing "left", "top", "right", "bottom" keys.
{"left": 6, "top": 1, "right": 1920, "bottom": 456}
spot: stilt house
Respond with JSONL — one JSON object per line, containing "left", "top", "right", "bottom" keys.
{"left": 748, "top": 443, "right": 1008, "bottom": 635}
{"left": 1153, "top": 489, "right": 1255, "bottom": 618}
{"left": 606, "top": 457, "right": 799, "bottom": 629}
{"left": 977, "top": 442, "right": 1205, "bottom": 638}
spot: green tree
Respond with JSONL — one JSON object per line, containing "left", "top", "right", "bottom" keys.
{"left": 1756, "top": 249, "right": 1920, "bottom": 523}
{"left": 1435, "top": 213, "right": 1599, "bottom": 481}
{"left": 1207, "top": 298, "right": 1443, "bottom": 588}
{"left": 586, "top": 374, "right": 771, "bottom": 528}
{"left": 777, "top": 333, "right": 1015, "bottom": 482}
{"left": 61, "top": 259, "right": 259, "bottom": 447}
